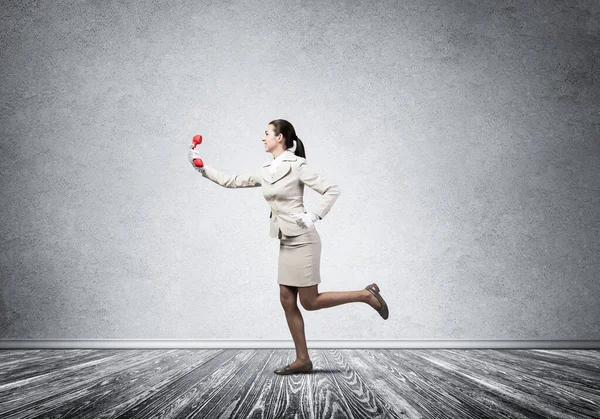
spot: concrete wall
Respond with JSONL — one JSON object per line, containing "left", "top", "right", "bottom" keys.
{"left": 1, "top": 0, "right": 598, "bottom": 340}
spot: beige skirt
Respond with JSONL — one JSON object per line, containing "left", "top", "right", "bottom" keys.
{"left": 278, "top": 228, "right": 322, "bottom": 287}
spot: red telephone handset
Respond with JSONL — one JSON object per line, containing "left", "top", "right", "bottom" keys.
{"left": 191, "top": 135, "right": 204, "bottom": 168}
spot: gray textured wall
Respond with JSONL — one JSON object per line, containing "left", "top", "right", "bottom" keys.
{"left": 1, "top": 0, "right": 598, "bottom": 340}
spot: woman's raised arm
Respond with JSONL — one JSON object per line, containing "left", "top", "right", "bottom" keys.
{"left": 201, "top": 165, "right": 262, "bottom": 188}
{"left": 188, "top": 145, "right": 262, "bottom": 188}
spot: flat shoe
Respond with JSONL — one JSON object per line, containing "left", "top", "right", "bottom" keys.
{"left": 365, "top": 283, "right": 389, "bottom": 320}
{"left": 274, "top": 360, "right": 313, "bottom": 375}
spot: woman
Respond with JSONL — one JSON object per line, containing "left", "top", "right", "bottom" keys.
{"left": 188, "top": 119, "right": 389, "bottom": 375}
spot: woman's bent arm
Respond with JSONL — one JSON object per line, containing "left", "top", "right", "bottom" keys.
{"left": 297, "top": 162, "right": 341, "bottom": 219}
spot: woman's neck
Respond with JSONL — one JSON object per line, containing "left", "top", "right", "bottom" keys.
{"left": 272, "top": 149, "right": 287, "bottom": 159}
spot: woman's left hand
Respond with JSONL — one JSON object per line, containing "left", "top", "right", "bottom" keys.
{"left": 293, "top": 212, "right": 320, "bottom": 229}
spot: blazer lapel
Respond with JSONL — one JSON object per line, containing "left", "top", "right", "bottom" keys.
{"left": 263, "top": 162, "right": 291, "bottom": 184}
{"left": 262, "top": 151, "right": 297, "bottom": 184}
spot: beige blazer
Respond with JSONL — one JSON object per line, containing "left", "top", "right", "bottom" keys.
{"left": 201, "top": 150, "right": 341, "bottom": 238}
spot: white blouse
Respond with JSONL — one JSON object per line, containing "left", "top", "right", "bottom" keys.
{"left": 268, "top": 150, "right": 291, "bottom": 174}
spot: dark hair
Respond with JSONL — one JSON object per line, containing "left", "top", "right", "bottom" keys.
{"left": 269, "top": 119, "right": 306, "bottom": 159}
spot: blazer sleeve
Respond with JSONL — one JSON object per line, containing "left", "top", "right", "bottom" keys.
{"left": 201, "top": 164, "right": 262, "bottom": 188}
{"left": 297, "top": 161, "right": 341, "bottom": 219}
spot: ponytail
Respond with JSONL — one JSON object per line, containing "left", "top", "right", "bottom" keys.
{"left": 292, "top": 136, "right": 306, "bottom": 159}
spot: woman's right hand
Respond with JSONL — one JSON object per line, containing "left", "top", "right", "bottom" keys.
{"left": 188, "top": 145, "right": 205, "bottom": 173}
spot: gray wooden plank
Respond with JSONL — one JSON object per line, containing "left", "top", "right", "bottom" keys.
{"left": 26, "top": 349, "right": 226, "bottom": 419}
{"left": 220, "top": 348, "right": 310, "bottom": 419}
{"left": 219, "top": 349, "right": 294, "bottom": 419}
{"left": 358, "top": 349, "right": 521, "bottom": 418}
{"left": 341, "top": 350, "right": 432, "bottom": 419}
{"left": 148, "top": 349, "right": 273, "bottom": 418}
{"left": 397, "top": 349, "right": 563, "bottom": 418}
{"left": 255, "top": 349, "right": 314, "bottom": 419}
{"left": 397, "top": 349, "right": 592, "bottom": 419}
{"left": 484, "top": 349, "right": 600, "bottom": 385}
{"left": 0, "top": 349, "right": 120, "bottom": 384}
{"left": 526, "top": 350, "right": 600, "bottom": 373}
{"left": 201, "top": 349, "right": 283, "bottom": 419}
{"left": 320, "top": 349, "right": 402, "bottom": 418}
{"left": 308, "top": 349, "right": 358, "bottom": 419}
{"left": 431, "top": 349, "right": 600, "bottom": 418}
{"left": 0, "top": 350, "right": 149, "bottom": 417}
{"left": 110, "top": 349, "right": 245, "bottom": 418}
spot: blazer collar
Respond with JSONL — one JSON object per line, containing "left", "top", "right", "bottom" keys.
{"left": 262, "top": 150, "right": 297, "bottom": 167}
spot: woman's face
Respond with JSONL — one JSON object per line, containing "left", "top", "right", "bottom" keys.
{"left": 262, "top": 124, "right": 283, "bottom": 153}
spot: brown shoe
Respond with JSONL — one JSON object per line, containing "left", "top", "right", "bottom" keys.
{"left": 274, "top": 360, "right": 313, "bottom": 375}
{"left": 365, "top": 283, "right": 389, "bottom": 320}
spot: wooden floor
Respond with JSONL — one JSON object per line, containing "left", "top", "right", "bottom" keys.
{"left": 0, "top": 349, "right": 598, "bottom": 418}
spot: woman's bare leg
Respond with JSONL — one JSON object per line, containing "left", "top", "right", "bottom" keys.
{"left": 278, "top": 285, "right": 381, "bottom": 367}
{"left": 298, "top": 285, "right": 378, "bottom": 311}
{"left": 279, "top": 284, "right": 311, "bottom": 367}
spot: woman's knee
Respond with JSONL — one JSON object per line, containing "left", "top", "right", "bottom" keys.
{"left": 298, "top": 285, "right": 319, "bottom": 311}
{"left": 280, "top": 297, "right": 298, "bottom": 310}
{"left": 279, "top": 285, "right": 298, "bottom": 310}
{"left": 299, "top": 297, "right": 318, "bottom": 311}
